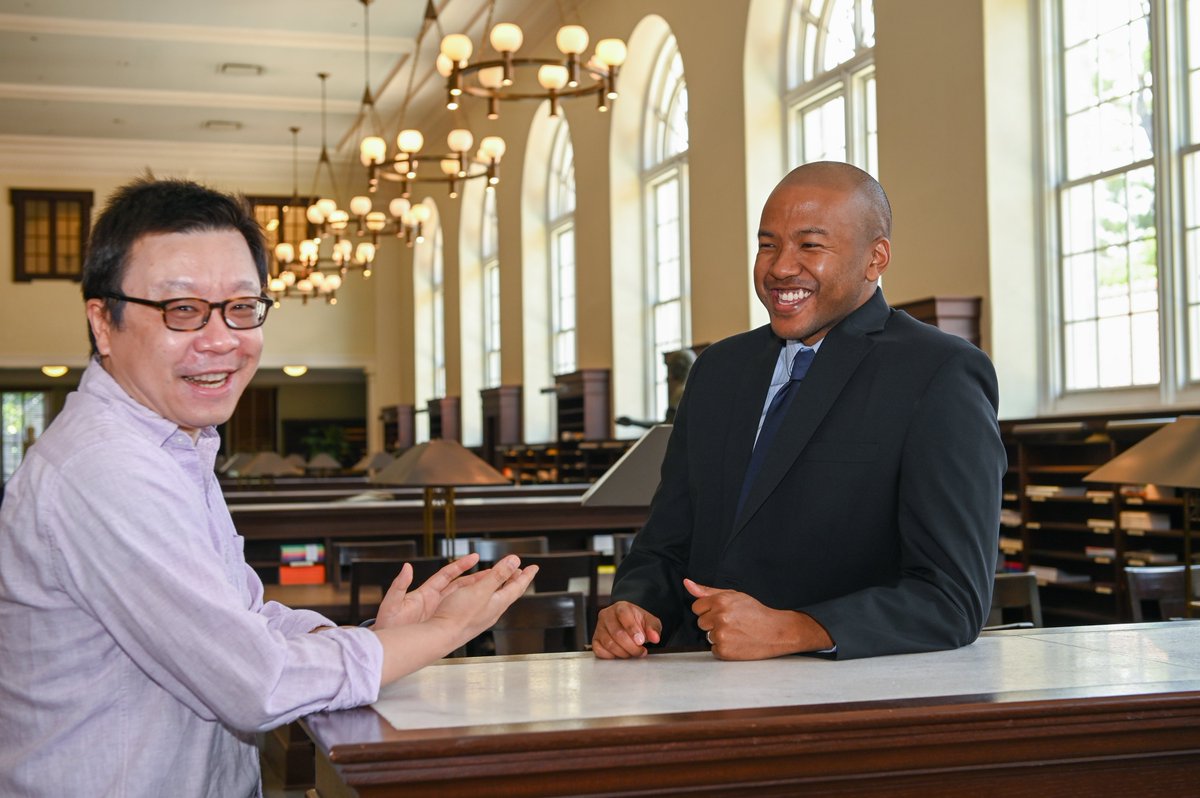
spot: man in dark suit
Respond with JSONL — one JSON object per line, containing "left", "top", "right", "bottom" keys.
{"left": 592, "top": 162, "right": 1005, "bottom": 661}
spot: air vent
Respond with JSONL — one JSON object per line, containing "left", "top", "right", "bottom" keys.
{"left": 219, "top": 63, "right": 264, "bottom": 76}
{"left": 202, "top": 120, "right": 243, "bottom": 132}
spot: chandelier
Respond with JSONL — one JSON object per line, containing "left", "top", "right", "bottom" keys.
{"left": 356, "top": 0, "right": 505, "bottom": 198}
{"left": 268, "top": 74, "right": 417, "bottom": 306}
{"left": 438, "top": 0, "right": 627, "bottom": 120}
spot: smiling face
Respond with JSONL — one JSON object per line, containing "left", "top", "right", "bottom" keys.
{"left": 86, "top": 229, "right": 264, "bottom": 440}
{"left": 753, "top": 169, "right": 891, "bottom": 345}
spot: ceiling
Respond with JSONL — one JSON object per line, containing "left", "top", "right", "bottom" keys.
{"left": 0, "top": 0, "right": 552, "bottom": 160}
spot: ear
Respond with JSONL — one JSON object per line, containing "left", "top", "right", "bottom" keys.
{"left": 85, "top": 299, "right": 114, "bottom": 357}
{"left": 865, "top": 237, "right": 890, "bottom": 283}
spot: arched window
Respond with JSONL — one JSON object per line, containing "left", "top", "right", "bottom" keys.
{"left": 643, "top": 34, "right": 689, "bottom": 421}
{"left": 481, "top": 187, "right": 501, "bottom": 389}
{"left": 1043, "top": 0, "right": 1200, "bottom": 407}
{"left": 548, "top": 115, "right": 577, "bottom": 376}
{"left": 786, "top": 0, "right": 876, "bottom": 173}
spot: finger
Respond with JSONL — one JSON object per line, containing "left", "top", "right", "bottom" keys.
{"left": 614, "top": 602, "right": 650, "bottom": 646}
{"left": 385, "top": 562, "right": 414, "bottom": 596}
{"left": 418, "top": 555, "right": 477, "bottom": 593}
{"left": 683, "top": 578, "right": 716, "bottom": 598}
{"left": 486, "top": 554, "right": 522, "bottom": 585}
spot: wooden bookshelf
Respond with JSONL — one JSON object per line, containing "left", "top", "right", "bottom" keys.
{"left": 1002, "top": 411, "right": 1197, "bottom": 625}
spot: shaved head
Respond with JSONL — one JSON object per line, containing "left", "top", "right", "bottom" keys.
{"left": 775, "top": 161, "right": 892, "bottom": 244}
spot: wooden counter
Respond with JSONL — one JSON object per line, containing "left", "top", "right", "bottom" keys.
{"left": 303, "top": 622, "right": 1200, "bottom": 797}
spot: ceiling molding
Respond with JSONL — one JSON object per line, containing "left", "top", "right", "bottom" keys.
{"left": 0, "top": 82, "right": 360, "bottom": 114}
{"left": 0, "top": 13, "right": 412, "bottom": 53}
{"left": 0, "top": 134, "right": 316, "bottom": 182}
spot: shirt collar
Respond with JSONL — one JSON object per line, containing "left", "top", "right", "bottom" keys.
{"left": 79, "top": 358, "right": 217, "bottom": 453}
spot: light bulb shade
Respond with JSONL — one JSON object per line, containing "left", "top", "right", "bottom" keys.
{"left": 281, "top": 270, "right": 297, "bottom": 287}
{"left": 440, "top": 34, "right": 473, "bottom": 63}
{"left": 274, "top": 242, "right": 295, "bottom": 263}
{"left": 388, "top": 197, "right": 411, "bottom": 218}
{"left": 282, "top": 365, "right": 308, "bottom": 377}
{"left": 411, "top": 203, "right": 432, "bottom": 223}
{"left": 490, "top": 22, "right": 523, "bottom": 53}
{"left": 268, "top": 277, "right": 285, "bottom": 292}
{"left": 478, "top": 66, "right": 504, "bottom": 89}
{"left": 335, "top": 240, "right": 353, "bottom": 261}
{"left": 556, "top": 25, "right": 589, "bottom": 55}
{"left": 595, "top": 38, "right": 627, "bottom": 66}
{"left": 309, "top": 269, "right": 326, "bottom": 285}
{"left": 435, "top": 53, "right": 455, "bottom": 78}
{"left": 479, "top": 135, "right": 507, "bottom": 161}
{"left": 296, "top": 279, "right": 314, "bottom": 293}
{"left": 439, "top": 158, "right": 459, "bottom": 175}
{"left": 328, "top": 210, "right": 350, "bottom": 230}
{"left": 305, "top": 204, "right": 324, "bottom": 224}
{"left": 325, "top": 273, "right": 343, "bottom": 290}
{"left": 447, "top": 128, "right": 474, "bottom": 153}
{"left": 365, "top": 210, "right": 386, "bottom": 231}
{"left": 360, "top": 136, "right": 387, "bottom": 166}
{"left": 349, "top": 195, "right": 373, "bottom": 217}
{"left": 356, "top": 242, "right": 376, "bottom": 263}
{"left": 397, "top": 129, "right": 425, "bottom": 154}
{"left": 316, "top": 198, "right": 338, "bottom": 217}
{"left": 298, "top": 240, "right": 318, "bottom": 262}
{"left": 538, "top": 64, "right": 569, "bottom": 90}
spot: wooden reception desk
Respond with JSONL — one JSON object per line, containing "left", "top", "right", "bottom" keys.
{"left": 303, "top": 622, "right": 1200, "bottom": 797}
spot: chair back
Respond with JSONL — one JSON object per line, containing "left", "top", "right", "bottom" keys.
{"left": 1126, "top": 565, "right": 1200, "bottom": 621}
{"left": 469, "top": 536, "right": 549, "bottom": 564}
{"left": 984, "top": 572, "right": 1043, "bottom": 630}
{"left": 491, "top": 591, "right": 587, "bottom": 655}
{"left": 331, "top": 540, "right": 418, "bottom": 587}
{"left": 348, "top": 556, "right": 449, "bottom": 625}
{"left": 612, "top": 532, "right": 637, "bottom": 569}
{"left": 521, "top": 551, "right": 601, "bottom": 634}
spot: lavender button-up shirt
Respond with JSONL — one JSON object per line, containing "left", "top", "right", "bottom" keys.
{"left": 0, "top": 361, "right": 383, "bottom": 797}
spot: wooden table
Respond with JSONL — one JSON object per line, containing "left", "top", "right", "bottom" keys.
{"left": 302, "top": 622, "right": 1200, "bottom": 797}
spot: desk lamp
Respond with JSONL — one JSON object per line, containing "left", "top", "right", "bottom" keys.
{"left": 1084, "top": 416, "right": 1200, "bottom": 618}
{"left": 369, "top": 439, "right": 509, "bottom": 555}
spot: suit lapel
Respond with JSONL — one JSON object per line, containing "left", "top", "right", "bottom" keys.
{"left": 727, "top": 288, "right": 891, "bottom": 542}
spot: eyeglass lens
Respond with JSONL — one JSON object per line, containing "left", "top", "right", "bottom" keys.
{"left": 162, "top": 298, "right": 268, "bottom": 330}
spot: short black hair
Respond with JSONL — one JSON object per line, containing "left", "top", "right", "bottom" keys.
{"left": 81, "top": 177, "right": 268, "bottom": 355}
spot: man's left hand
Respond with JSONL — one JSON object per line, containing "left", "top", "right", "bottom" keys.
{"left": 683, "top": 578, "right": 833, "bottom": 660}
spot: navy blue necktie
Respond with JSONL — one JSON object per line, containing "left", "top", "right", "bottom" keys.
{"left": 735, "top": 346, "right": 816, "bottom": 519}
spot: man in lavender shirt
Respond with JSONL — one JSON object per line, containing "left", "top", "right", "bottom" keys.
{"left": 0, "top": 178, "right": 536, "bottom": 797}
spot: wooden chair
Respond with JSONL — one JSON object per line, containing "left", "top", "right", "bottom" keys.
{"left": 491, "top": 591, "right": 588, "bottom": 655}
{"left": 330, "top": 539, "right": 418, "bottom": 587}
{"left": 520, "top": 551, "right": 601, "bottom": 635}
{"left": 983, "top": 572, "right": 1043, "bottom": 630}
{"left": 469, "top": 536, "right": 549, "bottom": 564}
{"left": 1126, "top": 565, "right": 1200, "bottom": 621}
{"left": 348, "top": 556, "right": 449, "bottom": 625}
{"left": 612, "top": 532, "right": 637, "bottom": 569}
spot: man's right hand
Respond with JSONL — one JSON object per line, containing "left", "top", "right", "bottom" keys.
{"left": 592, "top": 601, "right": 662, "bottom": 658}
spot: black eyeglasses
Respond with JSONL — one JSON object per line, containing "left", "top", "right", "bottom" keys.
{"left": 102, "top": 293, "right": 271, "bottom": 332}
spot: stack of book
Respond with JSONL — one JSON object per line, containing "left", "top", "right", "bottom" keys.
{"left": 279, "top": 543, "right": 325, "bottom": 585}
{"left": 1119, "top": 511, "right": 1171, "bottom": 532}
{"left": 1029, "top": 564, "right": 1091, "bottom": 586}
{"left": 1025, "top": 485, "right": 1088, "bottom": 498}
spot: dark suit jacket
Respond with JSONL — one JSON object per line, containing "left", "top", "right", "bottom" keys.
{"left": 612, "top": 288, "right": 1005, "bottom": 659}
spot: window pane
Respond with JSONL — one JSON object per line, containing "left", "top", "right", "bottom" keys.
{"left": 801, "top": 95, "right": 847, "bottom": 164}
{"left": 823, "top": 0, "right": 857, "bottom": 71}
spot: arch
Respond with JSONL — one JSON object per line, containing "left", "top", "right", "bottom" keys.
{"left": 411, "top": 196, "right": 442, "bottom": 442}
{"left": 520, "top": 99, "right": 560, "bottom": 443}
{"left": 458, "top": 177, "right": 487, "bottom": 446}
{"left": 610, "top": 14, "right": 684, "bottom": 431}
